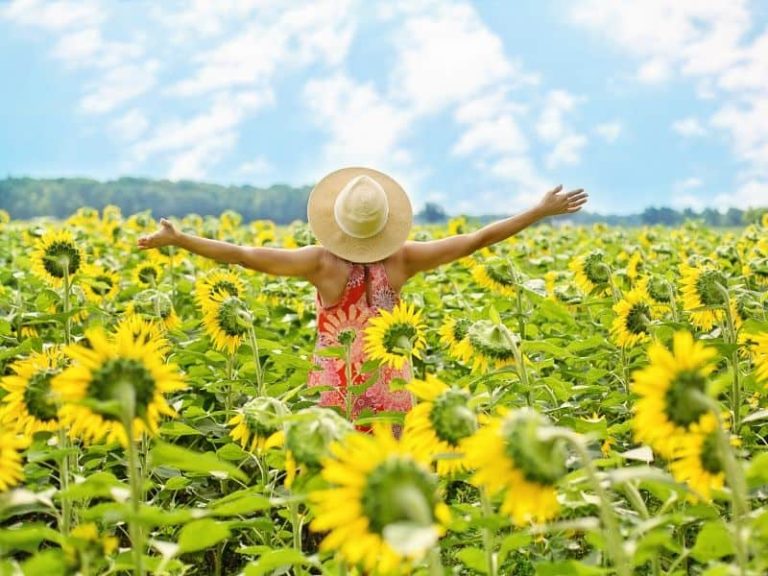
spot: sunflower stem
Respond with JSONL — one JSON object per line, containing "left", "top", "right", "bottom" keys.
{"left": 715, "top": 283, "right": 742, "bottom": 432}
{"left": 247, "top": 324, "right": 265, "bottom": 397}
{"left": 696, "top": 393, "right": 750, "bottom": 574}
{"left": 289, "top": 499, "right": 305, "bottom": 576}
{"left": 118, "top": 383, "right": 145, "bottom": 576}
{"left": 63, "top": 265, "right": 72, "bottom": 346}
{"left": 551, "top": 428, "right": 630, "bottom": 576}
{"left": 622, "top": 482, "right": 660, "bottom": 576}
{"left": 57, "top": 427, "right": 72, "bottom": 536}
{"left": 480, "top": 490, "right": 498, "bottom": 576}
{"left": 499, "top": 324, "right": 531, "bottom": 407}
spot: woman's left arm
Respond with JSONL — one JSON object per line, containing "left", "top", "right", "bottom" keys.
{"left": 402, "top": 185, "right": 587, "bottom": 275}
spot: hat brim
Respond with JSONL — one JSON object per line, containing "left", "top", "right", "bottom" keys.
{"left": 307, "top": 167, "right": 412, "bottom": 263}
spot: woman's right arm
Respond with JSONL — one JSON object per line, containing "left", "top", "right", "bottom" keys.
{"left": 137, "top": 218, "right": 323, "bottom": 278}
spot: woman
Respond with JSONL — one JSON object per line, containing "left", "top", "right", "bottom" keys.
{"left": 138, "top": 166, "right": 587, "bottom": 420}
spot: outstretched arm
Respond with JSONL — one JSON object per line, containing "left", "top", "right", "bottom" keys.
{"left": 402, "top": 185, "right": 587, "bottom": 275}
{"left": 137, "top": 218, "right": 323, "bottom": 278}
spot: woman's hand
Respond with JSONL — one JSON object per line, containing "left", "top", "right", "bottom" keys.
{"left": 137, "top": 218, "right": 179, "bottom": 250}
{"left": 535, "top": 185, "right": 588, "bottom": 217}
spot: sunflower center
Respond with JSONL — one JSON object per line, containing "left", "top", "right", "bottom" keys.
{"left": 648, "top": 278, "right": 672, "bottom": 303}
{"left": 43, "top": 241, "right": 81, "bottom": 279}
{"left": 90, "top": 358, "right": 156, "bottom": 419}
{"left": 361, "top": 457, "right": 438, "bottom": 534}
{"left": 502, "top": 411, "right": 566, "bottom": 486}
{"left": 212, "top": 280, "right": 239, "bottom": 297}
{"left": 584, "top": 253, "right": 609, "bottom": 285}
{"left": 91, "top": 274, "right": 114, "bottom": 296}
{"left": 138, "top": 266, "right": 159, "bottom": 285}
{"left": 626, "top": 303, "right": 651, "bottom": 334}
{"left": 451, "top": 318, "right": 470, "bottom": 342}
{"left": 699, "top": 432, "right": 723, "bottom": 474}
{"left": 382, "top": 323, "right": 417, "bottom": 355}
{"left": 429, "top": 389, "right": 477, "bottom": 446}
{"left": 695, "top": 270, "right": 727, "bottom": 306}
{"left": 664, "top": 370, "right": 709, "bottom": 428}
{"left": 468, "top": 321, "right": 516, "bottom": 362}
{"left": 23, "top": 369, "right": 59, "bottom": 422}
{"left": 217, "top": 297, "right": 250, "bottom": 337}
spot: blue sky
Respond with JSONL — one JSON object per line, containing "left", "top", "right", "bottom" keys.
{"left": 1, "top": 0, "right": 767, "bottom": 215}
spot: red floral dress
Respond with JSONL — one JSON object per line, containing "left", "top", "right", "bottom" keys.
{"left": 308, "top": 262, "right": 413, "bottom": 420}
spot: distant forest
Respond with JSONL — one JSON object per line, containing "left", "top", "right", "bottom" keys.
{"left": 0, "top": 176, "right": 765, "bottom": 226}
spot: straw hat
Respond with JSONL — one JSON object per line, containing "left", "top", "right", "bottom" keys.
{"left": 307, "top": 166, "right": 412, "bottom": 263}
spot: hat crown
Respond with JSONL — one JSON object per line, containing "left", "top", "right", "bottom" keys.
{"left": 333, "top": 174, "right": 389, "bottom": 239}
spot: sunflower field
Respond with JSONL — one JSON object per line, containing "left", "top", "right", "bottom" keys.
{"left": 1, "top": 206, "right": 768, "bottom": 576}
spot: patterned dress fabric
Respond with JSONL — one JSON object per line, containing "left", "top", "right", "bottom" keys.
{"left": 308, "top": 261, "right": 413, "bottom": 420}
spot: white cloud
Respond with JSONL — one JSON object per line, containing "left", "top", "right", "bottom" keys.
{"left": 536, "top": 90, "right": 588, "bottom": 168}
{"left": 452, "top": 115, "right": 528, "bottom": 157}
{"left": 546, "top": 134, "right": 588, "bottom": 169}
{"left": 304, "top": 73, "right": 412, "bottom": 170}
{"left": 672, "top": 117, "right": 707, "bottom": 137}
{"left": 170, "top": 0, "right": 356, "bottom": 97}
{"left": 595, "top": 121, "right": 622, "bottom": 143}
{"left": 671, "top": 193, "right": 705, "bottom": 211}
{"left": 238, "top": 157, "right": 273, "bottom": 176}
{"left": 110, "top": 109, "right": 149, "bottom": 142}
{"left": 132, "top": 90, "right": 274, "bottom": 180}
{"left": 714, "top": 180, "right": 768, "bottom": 210}
{"left": 80, "top": 61, "right": 159, "bottom": 114}
{"left": 389, "top": 2, "right": 537, "bottom": 114}
{"left": 569, "top": 1, "right": 768, "bottom": 199}
{"left": 675, "top": 177, "right": 703, "bottom": 190}
{"left": 1, "top": 0, "right": 104, "bottom": 31}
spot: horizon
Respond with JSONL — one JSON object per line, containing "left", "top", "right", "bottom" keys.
{"left": 2, "top": 1, "right": 767, "bottom": 215}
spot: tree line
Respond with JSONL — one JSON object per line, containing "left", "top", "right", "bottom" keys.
{"left": 1, "top": 177, "right": 764, "bottom": 226}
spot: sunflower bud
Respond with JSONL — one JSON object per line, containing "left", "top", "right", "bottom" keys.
{"left": 285, "top": 407, "right": 353, "bottom": 467}
{"left": 502, "top": 409, "right": 566, "bottom": 486}
{"left": 429, "top": 389, "right": 477, "bottom": 446}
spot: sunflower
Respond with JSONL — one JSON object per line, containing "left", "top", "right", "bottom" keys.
{"left": 82, "top": 264, "right": 120, "bottom": 303}
{"left": 201, "top": 292, "right": 251, "bottom": 354}
{"left": 53, "top": 326, "right": 185, "bottom": 446}
{"left": 229, "top": 397, "right": 289, "bottom": 453}
{"left": 115, "top": 314, "right": 169, "bottom": 355}
{"left": 0, "top": 433, "right": 27, "bottom": 492}
{"left": 31, "top": 229, "right": 83, "bottom": 288}
{"left": 364, "top": 301, "right": 427, "bottom": 370}
{"left": 631, "top": 331, "right": 718, "bottom": 459}
{"left": 309, "top": 424, "right": 450, "bottom": 574}
{"left": 569, "top": 251, "right": 611, "bottom": 296}
{"left": 285, "top": 406, "right": 354, "bottom": 468}
{"left": 64, "top": 522, "right": 119, "bottom": 571}
{"left": 131, "top": 258, "right": 164, "bottom": 289}
{"left": 438, "top": 316, "right": 472, "bottom": 364}
{"left": 1, "top": 347, "right": 66, "bottom": 435}
{"left": 194, "top": 269, "right": 245, "bottom": 307}
{"left": 668, "top": 413, "right": 726, "bottom": 501}
{"left": 404, "top": 375, "right": 477, "bottom": 476}
{"left": 126, "top": 290, "right": 181, "bottom": 331}
{"left": 753, "top": 332, "right": 768, "bottom": 384}
{"left": 466, "top": 320, "right": 519, "bottom": 373}
{"left": 680, "top": 264, "right": 728, "bottom": 331}
{"left": 471, "top": 257, "right": 518, "bottom": 297}
{"left": 611, "top": 285, "right": 656, "bottom": 348}
{"left": 463, "top": 409, "right": 565, "bottom": 525}
{"left": 639, "top": 276, "right": 673, "bottom": 307}
{"left": 626, "top": 251, "right": 644, "bottom": 282}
